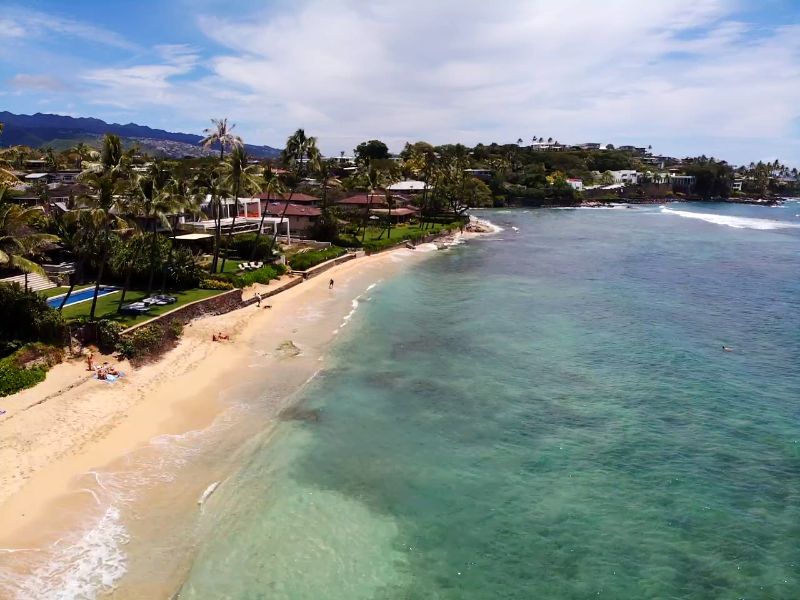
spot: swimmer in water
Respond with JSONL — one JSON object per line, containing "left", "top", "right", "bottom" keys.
{"left": 722, "top": 346, "right": 733, "bottom": 352}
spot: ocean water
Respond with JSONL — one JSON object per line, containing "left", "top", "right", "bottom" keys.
{"left": 176, "top": 201, "right": 800, "bottom": 599}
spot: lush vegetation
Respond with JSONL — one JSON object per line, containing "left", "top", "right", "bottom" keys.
{"left": 0, "top": 343, "right": 63, "bottom": 397}
{"left": 116, "top": 319, "right": 183, "bottom": 364}
{"left": 287, "top": 247, "right": 347, "bottom": 271}
{"left": 0, "top": 283, "right": 65, "bottom": 357}
{"left": 205, "top": 263, "right": 287, "bottom": 288}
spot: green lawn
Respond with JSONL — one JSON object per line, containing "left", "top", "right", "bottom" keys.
{"left": 338, "top": 222, "right": 456, "bottom": 251}
{"left": 60, "top": 288, "right": 226, "bottom": 326}
{"left": 39, "top": 284, "right": 94, "bottom": 299}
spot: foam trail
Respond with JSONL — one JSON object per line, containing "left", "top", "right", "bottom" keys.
{"left": 661, "top": 208, "right": 800, "bottom": 230}
{"left": 198, "top": 481, "right": 220, "bottom": 506}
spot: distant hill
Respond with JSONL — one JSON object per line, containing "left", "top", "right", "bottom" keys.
{"left": 0, "top": 112, "right": 281, "bottom": 159}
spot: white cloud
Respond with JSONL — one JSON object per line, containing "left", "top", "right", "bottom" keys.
{"left": 6, "top": 0, "right": 799, "bottom": 165}
{"left": 8, "top": 73, "right": 68, "bottom": 91}
{"left": 182, "top": 0, "right": 800, "bottom": 164}
{"left": 2, "top": 8, "right": 136, "bottom": 50}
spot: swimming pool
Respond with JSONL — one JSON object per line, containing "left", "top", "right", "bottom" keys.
{"left": 47, "top": 286, "right": 119, "bottom": 308}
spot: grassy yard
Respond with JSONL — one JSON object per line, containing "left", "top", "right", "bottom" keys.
{"left": 39, "top": 284, "right": 94, "bottom": 299}
{"left": 60, "top": 288, "right": 226, "bottom": 327}
{"left": 339, "top": 221, "right": 456, "bottom": 251}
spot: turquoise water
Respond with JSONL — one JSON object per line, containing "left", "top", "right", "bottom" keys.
{"left": 180, "top": 202, "right": 800, "bottom": 599}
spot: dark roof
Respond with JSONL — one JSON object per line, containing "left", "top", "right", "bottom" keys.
{"left": 337, "top": 193, "right": 388, "bottom": 206}
{"left": 264, "top": 202, "right": 322, "bottom": 217}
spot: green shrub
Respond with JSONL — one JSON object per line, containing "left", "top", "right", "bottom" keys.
{"left": 0, "top": 283, "right": 66, "bottom": 357}
{"left": 234, "top": 265, "right": 281, "bottom": 287}
{"left": 117, "top": 319, "right": 183, "bottom": 364}
{"left": 0, "top": 343, "right": 63, "bottom": 397}
{"left": 288, "top": 247, "right": 347, "bottom": 271}
{"left": 200, "top": 278, "right": 234, "bottom": 290}
{"left": 96, "top": 320, "right": 125, "bottom": 354}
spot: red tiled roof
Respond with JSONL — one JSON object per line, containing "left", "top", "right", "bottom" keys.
{"left": 337, "top": 193, "right": 388, "bottom": 206}
{"left": 264, "top": 202, "right": 322, "bottom": 217}
{"left": 255, "top": 192, "right": 318, "bottom": 202}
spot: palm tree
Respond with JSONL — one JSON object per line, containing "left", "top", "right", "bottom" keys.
{"left": 218, "top": 146, "right": 261, "bottom": 272}
{"left": 68, "top": 142, "right": 91, "bottom": 169}
{"left": 200, "top": 118, "right": 242, "bottom": 160}
{"left": 194, "top": 166, "right": 226, "bottom": 273}
{"left": 0, "top": 195, "right": 59, "bottom": 290}
{"left": 77, "top": 134, "right": 133, "bottom": 320}
{"left": 129, "top": 161, "right": 182, "bottom": 296}
{"left": 251, "top": 165, "right": 284, "bottom": 260}
{"left": 268, "top": 129, "right": 318, "bottom": 253}
{"left": 547, "top": 137, "right": 553, "bottom": 144}
{"left": 160, "top": 176, "right": 199, "bottom": 293}
{"left": 51, "top": 208, "right": 96, "bottom": 310}
{"left": 516, "top": 138, "right": 523, "bottom": 146}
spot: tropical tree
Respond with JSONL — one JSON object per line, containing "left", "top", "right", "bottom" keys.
{"left": 251, "top": 165, "right": 285, "bottom": 259}
{"left": 268, "top": 129, "right": 318, "bottom": 253}
{"left": 76, "top": 134, "right": 133, "bottom": 320}
{"left": 51, "top": 208, "right": 98, "bottom": 310}
{"left": 193, "top": 165, "right": 226, "bottom": 273}
{"left": 0, "top": 196, "right": 59, "bottom": 290}
{"left": 129, "top": 161, "right": 183, "bottom": 296}
{"left": 200, "top": 118, "right": 242, "bottom": 160}
{"left": 218, "top": 146, "right": 261, "bottom": 272}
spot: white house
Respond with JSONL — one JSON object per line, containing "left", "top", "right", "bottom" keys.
{"left": 609, "top": 170, "right": 640, "bottom": 184}
{"left": 566, "top": 178, "right": 583, "bottom": 191}
{"left": 387, "top": 180, "right": 429, "bottom": 193}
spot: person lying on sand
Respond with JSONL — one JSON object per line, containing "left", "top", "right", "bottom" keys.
{"left": 213, "top": 332, "right": 230, "bottom": 342}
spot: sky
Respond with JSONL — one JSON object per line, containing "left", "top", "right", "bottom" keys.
{"left": 1, "top": 0, "right": 799, "bottom": 166}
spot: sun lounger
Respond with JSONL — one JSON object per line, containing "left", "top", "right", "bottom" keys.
{"left": 121, "top": 302, "right": 150, "bottom": 314}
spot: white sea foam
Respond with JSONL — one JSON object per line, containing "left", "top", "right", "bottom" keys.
{"left": 661, "top": 207, "right": 800, "bottom": 230}
{"left": 339, "top": 297, "right": 361, "bottom": 329}
{"left": 9, "top": 507, "right": 129, "bottom": 600}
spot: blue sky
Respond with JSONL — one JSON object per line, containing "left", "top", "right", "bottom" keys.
{"left": 1, "top": 0, "right": 799, "bottom": 165}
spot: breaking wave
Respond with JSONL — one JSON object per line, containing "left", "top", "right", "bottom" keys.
{"left": 661, "top": 208, "right": 800, "bottom": 230}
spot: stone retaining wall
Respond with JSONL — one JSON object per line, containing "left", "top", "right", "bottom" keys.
{"left": 122, "top": 289, "right": 243, "bottom": 334}
{"left": 291, "top": 252, "right": 356, "bottom": 279}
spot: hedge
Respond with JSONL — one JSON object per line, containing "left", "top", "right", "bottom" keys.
{"left": 288, "top": 247, "right": 346, "bottom": 271}
{"left": 206, "top": 264, "right": 286, "bottom": 289}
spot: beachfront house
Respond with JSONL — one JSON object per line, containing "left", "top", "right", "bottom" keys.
{"left": 669, "top": 174, "right": 696, "bottom": 193}
{"left": 609, "top": 170, "right": 641, "bottom": 184}
{"left": 263, "top": 203, "right": 321, "bottom": 237}
{"left": 337, "top": 193, "right": 389, "bottom": 212}
{"left": 566, "top": 178, "right": 584, "bottom": 191}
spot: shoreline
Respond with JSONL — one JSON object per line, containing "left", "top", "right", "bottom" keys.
{"left": 497, "top": 196, "right": 788, "bottom": 209}
{"left": 0, "top": 223, "right": 494, "bottom": 598}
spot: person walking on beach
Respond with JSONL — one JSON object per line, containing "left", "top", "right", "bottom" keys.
{"left": 329, "top": 278, "right": 334, "bottom": 289}
{"left": 86, "top": 351, "right": 95, "bottom": 372}
{"left": 255, "top": 292, "right": 262, "bottom": 307}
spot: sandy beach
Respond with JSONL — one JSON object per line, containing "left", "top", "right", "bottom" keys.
{"left": 0, "top": 229, "right": 494, "bottom": 597}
